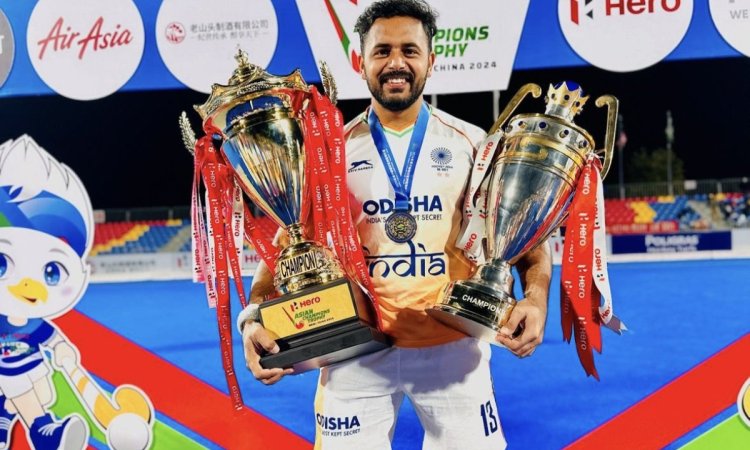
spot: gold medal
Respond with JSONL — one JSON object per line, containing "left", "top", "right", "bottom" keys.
{"left": 385, "top": 211, "right": 417, "bottom": 243}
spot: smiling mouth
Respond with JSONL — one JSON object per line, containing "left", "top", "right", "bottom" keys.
{"left": 21, "top": 296, "right": 37, "bottom": 304}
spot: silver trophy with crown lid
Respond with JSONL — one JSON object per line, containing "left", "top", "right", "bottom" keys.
{"left": 427, "top": 82, "right": 618, "bottom": 343}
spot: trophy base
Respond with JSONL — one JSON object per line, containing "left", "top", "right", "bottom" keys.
{"left": 427, "top": 280, "right": 516, "bottom": 347}
{"left": 260, "top": 322, "right": 390, "bottom": 373}
{"left": 258, "top": 278, "right": 391, "bottom": 373}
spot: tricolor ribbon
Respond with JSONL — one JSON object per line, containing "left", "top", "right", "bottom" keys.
{"left": 561, "top": 157, "right": 626, "bottom": 379}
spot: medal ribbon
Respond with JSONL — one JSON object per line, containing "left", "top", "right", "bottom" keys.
{"left": 367, "top": 102, "right": 430, "bottom": 214}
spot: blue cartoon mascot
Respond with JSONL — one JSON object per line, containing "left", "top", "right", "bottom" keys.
{"left": 0, "top": 135, "right": 154, "bottom": 450}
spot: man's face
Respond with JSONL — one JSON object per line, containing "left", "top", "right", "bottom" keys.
{"left": 360, "top": 16, "right": 435, "bottom": 112}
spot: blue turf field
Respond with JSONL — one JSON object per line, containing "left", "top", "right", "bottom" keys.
{"left": 76, "top": 259, "right": 750, "bottom": 449}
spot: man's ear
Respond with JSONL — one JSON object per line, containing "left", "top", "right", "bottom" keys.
{"left": 359, "top": 54, "right": 366, "bottom": 80}
{"left": 427, "top": 52, "right": 436, "bottom": 77}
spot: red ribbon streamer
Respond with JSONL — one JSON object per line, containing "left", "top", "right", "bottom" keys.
{"left": 190, "top": 89, "right": 384, "bottom": 410}
{"left": 561, "top": 159, "right": 604, "bottom": 380}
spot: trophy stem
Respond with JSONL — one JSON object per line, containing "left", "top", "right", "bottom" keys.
{"left": 472, "top": 260, "right": 514, "bottom": 296}
{"left": 286, "top": 223, "right": 306, "bottom": 245}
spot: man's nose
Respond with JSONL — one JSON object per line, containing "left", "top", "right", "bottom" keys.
{"left": 388, "top": 53, "right": 406, "bottom": 69}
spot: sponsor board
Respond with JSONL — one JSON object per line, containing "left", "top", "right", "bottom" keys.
{"left": 89, "top": 250, "right": 260, "bottom": 280}
{"left": 558, "top": 0, "right": 693, "bottom": 71}
{"left": 709, "top": 0, "right": 750, "bottom": 57}
{"left": 26, "top": 0, "right": 145, "bottom": 100}
{"left": 611, "top": 230, "right": 732, "bottom": 254}
{"left": 155, "top": 0, "right": 278, "bottom": 93}
{"left": 0, "top": 8, "right": 13, "bottom": 88}
{"left": 295, "top": 0, "right": 529, "bottom": 99}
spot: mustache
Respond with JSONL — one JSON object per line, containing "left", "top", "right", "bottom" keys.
{"left": 379, "top": 71, "right": 414, "bottom": 84}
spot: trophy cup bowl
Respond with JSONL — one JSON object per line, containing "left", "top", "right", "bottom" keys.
{"left": 427, "top": 82, "right": 617, "bottom": 344}
{"left": 195, "top": 52, "right": 389, "bottom": 371}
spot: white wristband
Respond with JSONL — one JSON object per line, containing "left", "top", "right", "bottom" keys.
{"left": 237, "top": 303, "right": 260, "bottom": 334}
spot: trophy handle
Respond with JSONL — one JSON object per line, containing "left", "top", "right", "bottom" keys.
{"left": 594, "top": 95, "right": 619, "bottom": 179}
{"left": 318, "top": 61, "right": 338, "bottom": 105}
{"left": 179, "top": 111, "right": 197, "bottom": 155}
{"left": 488, "top": 83, "right": 542, "bottom": 135}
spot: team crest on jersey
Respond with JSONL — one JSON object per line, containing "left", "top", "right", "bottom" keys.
{"left": 430, "top": 147, "right": 454, "bottom": 176}
{"left": 348, "top": 159, "right": 374, "bottom": 173}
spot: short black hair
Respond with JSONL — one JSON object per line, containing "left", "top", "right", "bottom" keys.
{"left": 354, "top": 0, "right": 439, "bottom": 52}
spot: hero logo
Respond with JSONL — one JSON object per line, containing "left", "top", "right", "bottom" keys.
{"left": 289, "top": 297, "right": 321, "bottom": 312}
{"left": 559, "top": 0, "right": 693, "bottom": 71}
{"left": 27, "top": 0, "right": 145, "bottom": 100}
{"left": 570, "top": 0, "right": 681, "bottom": 24}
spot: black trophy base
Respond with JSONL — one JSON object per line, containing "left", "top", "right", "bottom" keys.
{"left": 427, "top": 280, "right": 515, "bottom": 347}
{"left": 260, "top": 321, "right": 390, "bottom": 373}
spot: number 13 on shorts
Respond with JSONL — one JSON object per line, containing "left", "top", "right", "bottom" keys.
{"left": 480, "top": 400, "right": 499, "bottom": 436}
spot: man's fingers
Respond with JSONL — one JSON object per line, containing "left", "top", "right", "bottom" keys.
{"left": 499, "top": 309, "right": 525, "bottom": 337}
{"left": 248, "top": 322, "right": 280, "bottom": 354}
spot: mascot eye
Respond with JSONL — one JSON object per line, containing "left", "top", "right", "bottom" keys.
{"left": 0, "top": 253, "right": 13, "bottom": 279}
{"left": 43, "top": 261, "right": 69, "bottom": 286}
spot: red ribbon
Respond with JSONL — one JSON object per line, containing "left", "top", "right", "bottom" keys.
{"left": 306, "top": 87, "right": 384, "bottom": 327}
{"left": 190, "top": 89, "right": 384, "bottom": 411}
{"left": 561, "top": 158, "right": 603, "bottom": 380}
{"left": 192, "top": 124, "right": 244, "bottom": 410}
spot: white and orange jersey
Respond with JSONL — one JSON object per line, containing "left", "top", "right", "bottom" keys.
{"left": 344, "top": 104, "right": 486, "bottom": 347}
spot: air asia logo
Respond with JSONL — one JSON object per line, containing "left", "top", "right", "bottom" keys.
{"left": 709, "top": 0, "right": 750, "bottom": 57}
{"left": 26, "top": 0, "right": 144, "bottom": 100}
{"left": 348, "top": 159, "right": 374, "bottom": 172}
{"left": 164, "top": 22, "right": 185, "bottom": 44}
{"left": 559, "top": 0, "right": 693, "bottom": 71}
{"left": 0, "top": 8, "right": 14, "bottom": 88}
{"left": 739, "top": 377, "right": 750, "bottom": 428}
{"left": 156, "top": 0, "right": 278, "bottom": 93}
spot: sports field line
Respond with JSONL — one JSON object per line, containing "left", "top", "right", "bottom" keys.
{"left": 566, "top": 333, "right": 750, "bottom": 449}
{"left": 55, "top": 311, "right": 311, "bottom": 449}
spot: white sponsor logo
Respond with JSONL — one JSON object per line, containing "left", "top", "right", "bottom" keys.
{"left": 710, "top": 0, "right": 750, "bottom": 57}
{"left": 26, "top": 0, "right": 144, "bottom": 100}
{"left": 0, "top": 8, "right": 13, "bottom": 88}
{"left": 156, "top": 0, "right": 278, "bottom": 93}
{"left": 558, "top": 0, "right": 693, "bottom": 72}
{"left": 644, "top": 233, "right": 699, "bottom": 252}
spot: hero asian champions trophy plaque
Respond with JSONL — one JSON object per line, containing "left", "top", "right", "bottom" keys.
{"left": 427, "top": 82, "right": 617, "bottom": 342}
{"left": 194, "top": 52, "right": 389, "bottom": 372}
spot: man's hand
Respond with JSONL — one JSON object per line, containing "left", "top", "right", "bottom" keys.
{"left": 52, "top": 341, "right": 78, "bottom": 368}
{"left": 242, "top": 321, "right": 293, "bottom": 385}
{"left": 496, "top": 301, "right": 547, "bottom": 358}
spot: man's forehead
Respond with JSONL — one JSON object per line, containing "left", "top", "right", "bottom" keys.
{"left": 364, "top": 16, "right": 428, "bottom": 48}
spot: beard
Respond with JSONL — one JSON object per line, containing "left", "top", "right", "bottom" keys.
{"left": 367, "top": 70, "right": 427, "bottom": 112}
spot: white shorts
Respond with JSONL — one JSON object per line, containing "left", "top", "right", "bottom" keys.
{"left": 0, "top": 361, "right": 51, "bottom": 398}
{"left": 313, "top": 338, "right": 506, "bottom": 450}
